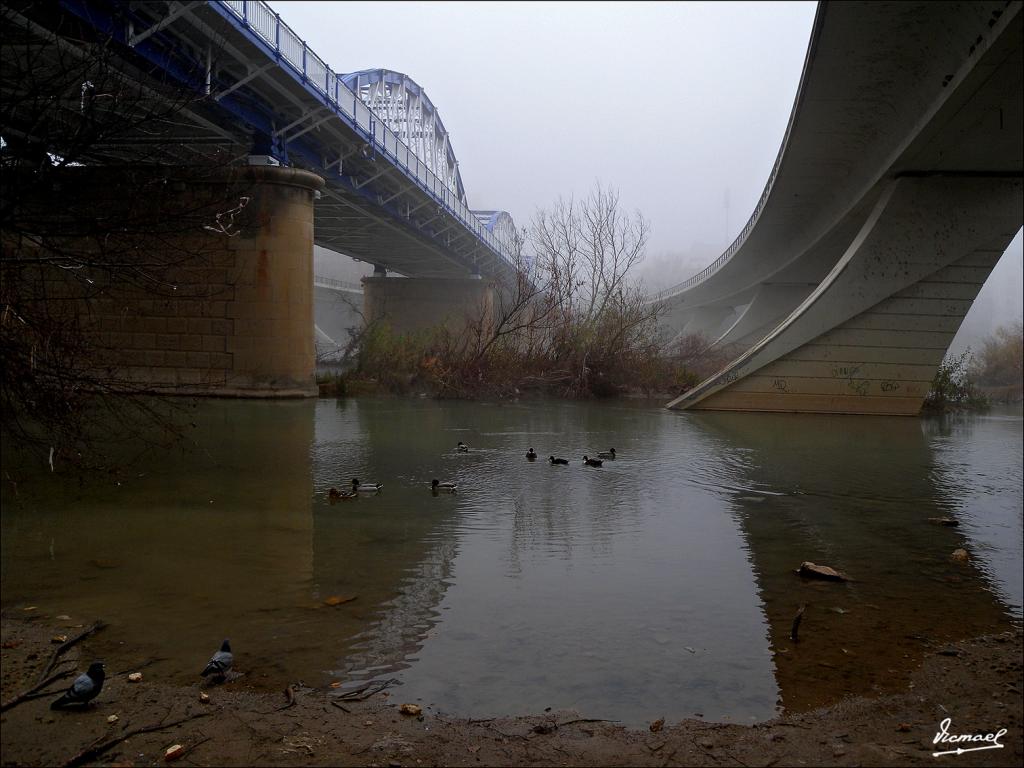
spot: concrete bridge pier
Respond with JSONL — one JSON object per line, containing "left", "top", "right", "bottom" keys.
{"left": 362, "top": 276, "right": 494, "bottom": 336}
{"left": 55, "top": 165, "right": 326, "bottom": 396}
{"left": 669, "top": 176, "right": 1023, "bottom": 414}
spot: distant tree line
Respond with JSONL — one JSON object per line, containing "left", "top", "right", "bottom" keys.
{"left": 924, "top": 321, "right": 1023, "bottom": 412}
{"left": 335, "top": 181, "right": 727, "bottom": 400}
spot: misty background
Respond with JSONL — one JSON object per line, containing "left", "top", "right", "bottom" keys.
{"left": 296, "top": 1, "right": 1022, "bottom": 354}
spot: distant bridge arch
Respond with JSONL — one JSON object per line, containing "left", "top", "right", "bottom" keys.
{"left": 473, "top": 210, "right": 519, "bottom": 255}
{"left": 341, "top": 68, "right": 466, "bottom": 203}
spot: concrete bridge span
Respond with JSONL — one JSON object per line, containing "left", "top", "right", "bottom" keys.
{"left": 660, "top": 0, "right": 1023, "bottom": 414}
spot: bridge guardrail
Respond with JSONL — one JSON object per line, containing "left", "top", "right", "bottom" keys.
{"left": 314, "top": 276, "right": 364, "bottom": 292}
{"left": 219, "top": 1, "right": 513, "bottom": 270}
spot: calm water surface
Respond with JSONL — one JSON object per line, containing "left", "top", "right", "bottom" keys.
{"left": 2, "top": 398, "right": 1021, "bottom": 727}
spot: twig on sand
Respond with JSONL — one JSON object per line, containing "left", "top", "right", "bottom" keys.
{"left": 556, "top": 717, "right": 616, "bottom": 727}
{"left": 0, "top": 621, "right": 107, "bottom": 713}
{"left": 275, "top": 684, "right": 298, "bottom": 711}
{"left": 330, "top": 678, "right": 398, "bottom": 701}
{"left": 40, "top": 621, "right": 108, "bottom": 683}
{"left": 61, "top": 711, "right": 212, "bottom": 768}
{"left": 330, "top": 701, "right": 351, "bottom": 713}
{"left": 0, "top": 670, "right": 75, "bottom": 712}
{"left": 790, "top": 604, "right": 806, "bottom": 643}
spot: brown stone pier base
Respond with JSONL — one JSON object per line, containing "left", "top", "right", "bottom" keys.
{"left": 362, "top": 275, "right": 494, "bottom": 336}
{"left": 29, "top": 165, "right": 325, "bottom": 397}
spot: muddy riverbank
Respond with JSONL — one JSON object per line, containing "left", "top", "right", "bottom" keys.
{"left": 2, "top": 613, "right": 1020, "bottom": 767}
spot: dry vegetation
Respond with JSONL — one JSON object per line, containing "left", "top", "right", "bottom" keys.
{"left": 338, "top": 183, "right": 729, "bottom": 400}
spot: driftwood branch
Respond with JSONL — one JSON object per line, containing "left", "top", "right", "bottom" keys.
{"left": 61, "top": 711, "right": 212, "bottom": 768}
{"left": 556, "top": 718, "right": 616, "bottom": 727}
{"left": 40, "top": 621, "right": 107, "bottom": 684}
{"left": 330, "top": 678, "right": 398, "bottom": 702}
{"left": 0, "top": 620, "right": 107, "bottom": 712}
{"left": 275, "top": 684, "right": 297, "bottom": 711}
{"left": 0, "top": 670, "right": 75, "bottom": 711}
{"left": 790, "top": 604, "right": 806, "bottom": 643}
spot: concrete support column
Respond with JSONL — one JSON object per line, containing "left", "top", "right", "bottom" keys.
{"left": 362, "top": 276, "right": 494, "bottom": 336}
{"left": 34, "top": 165, "right": 325, "bottom": 397}
{"left": 221, "top": 166, "right": 325, "bottom": 395}
{"left": 669, "top": 176, "right": 1023, "bottom": 414}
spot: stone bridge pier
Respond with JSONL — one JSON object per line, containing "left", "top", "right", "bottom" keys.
{"left": 42, "top": 165, "right": 325, "bottom": 397}
{"left": 361, "top": 276, "right": 495, "bottom": 336}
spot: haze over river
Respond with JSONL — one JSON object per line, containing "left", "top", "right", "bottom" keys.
{"left": 2, "top": 398, "right": 1021, "bottom": 727}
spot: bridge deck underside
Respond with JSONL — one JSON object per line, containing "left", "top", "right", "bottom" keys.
{"left": 656, "top": 0, "right": 1022, "bottom": 341}
{"left": 13, "top": 1, "right": 515, "bottom": 283}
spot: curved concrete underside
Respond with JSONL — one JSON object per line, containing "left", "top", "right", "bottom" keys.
{"left": 663, "top": 0, "right": 1023, "bottom": 413}
{"left": 669, "top": 176, "right": 1022, "bottom": 413}
{"left": 658, "top": 0, "right": 1022, "bottom": 328}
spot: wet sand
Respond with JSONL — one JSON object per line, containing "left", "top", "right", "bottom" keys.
{"left": 1, "top": 612, "right": 1020, "bottom": 767}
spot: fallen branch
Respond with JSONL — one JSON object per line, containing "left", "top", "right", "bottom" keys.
{"left": 39, "top": 621, "right": 107, "bottom": 684}
{"left": 0, "top": 669, "right": 75, "bottom": 711}
{"left": 330, "top": 678, "right": 398, "bottom": 701}
{"left": 61, "top": 711, "right": 212, "bottom": 768}
{"left": 556, "top": 718, "right": 617, "bottom": 727}
{"left": 790, "top": 604, "right": 806, "bottom": 643}
{"left": 276, "top": 684, "right": 297, "bottom": 711}
{"left": 2, "top": 621, "right": 107, "bottom": 714}
{"left": 330, "top": 701, "right": 350, "bottom": 713}
{"left": 0, "top": 621, "right": 110, "bottom": 712}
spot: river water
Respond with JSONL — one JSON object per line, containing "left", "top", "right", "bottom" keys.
{"left": 1, "top": 398, "right": 1021, "bottom": 727}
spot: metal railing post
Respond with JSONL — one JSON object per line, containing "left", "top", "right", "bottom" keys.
{"left": 275, "top": 12, "right": 280, "bottom": 52}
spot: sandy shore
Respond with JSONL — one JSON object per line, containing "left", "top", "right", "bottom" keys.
{"left": 1, "top": 612, "right": 1021, "bottom": 767}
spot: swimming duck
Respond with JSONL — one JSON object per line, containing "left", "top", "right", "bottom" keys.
{"left": 583, "top": 455, "right": 603, "bottom": 467}
{"left": 597, "top": 448, "right": 616, "bottom": 460}
{"left": 549, "top": 456, "right": 569, "bottom": 465}
{"left": 457, "top": 441, "right": 469, "bottom": 453}
{"left": 328, "top": 487, "right": 357, "bottom": 502}
{"left": 431, "top": 479, "right": 457, "bottom": 493}
{"left": 526, "top": 448, "right": 537, "bottom": 460}
{"left": 351, "top": 478, "right": 382, "bottom": 493}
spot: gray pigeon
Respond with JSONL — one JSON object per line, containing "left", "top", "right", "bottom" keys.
{"left": 200, "top": 639, "right": 233, "bottom": 679}
{"left": 51, "top": 662, "right": 105, "bottom": 709}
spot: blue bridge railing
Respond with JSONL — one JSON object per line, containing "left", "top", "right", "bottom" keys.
{"left": 218, "top": 0, "right": 515, "bottom": 270}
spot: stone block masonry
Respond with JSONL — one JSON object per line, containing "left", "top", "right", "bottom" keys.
{"left": 32, "top": 165, "right": 325, "bottom": 397}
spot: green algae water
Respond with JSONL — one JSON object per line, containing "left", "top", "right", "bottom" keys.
{"left": 2, "top": 398, "right": 1021, "bottom": 727}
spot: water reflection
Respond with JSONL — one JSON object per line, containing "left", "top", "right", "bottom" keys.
{"left": 344, "top": 400, "right": 779, "bottom": 725}
{"left": 1, "top": 400, "right": 318, "bottom": 686}
{"left": 1, "top": 399, "right": 1019, "bottom": 728}
{"left": 925, "top": 409, "right": 1024, "bottom": 615}
{"left": 693, "top": 410, "right": 1018, "bottom": 711}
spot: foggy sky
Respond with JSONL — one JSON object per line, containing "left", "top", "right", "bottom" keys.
{"left": 290, "top": 1, "right": 1022, "bottom": 337}
{"left": 282, "top": 1, "right": 814, "bottom": 253}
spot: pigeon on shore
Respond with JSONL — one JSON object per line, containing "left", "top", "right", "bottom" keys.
{"left": 200, "top": 639, "right": 233, "bottom": 680}
{"left": 51, "top": 662, "right": 105, "bottom": 709}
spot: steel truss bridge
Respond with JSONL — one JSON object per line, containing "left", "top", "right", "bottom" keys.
{"left": 2, "top": 0, "right": 519, "bottom": 281}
